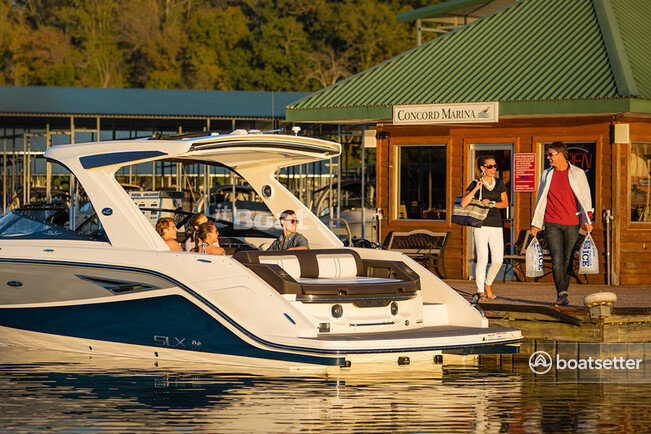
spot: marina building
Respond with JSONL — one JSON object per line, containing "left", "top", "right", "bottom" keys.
{"left": 286, "top": 0, "right": 651, "bottom": 284}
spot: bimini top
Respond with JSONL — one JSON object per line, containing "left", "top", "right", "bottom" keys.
{"left": 42, "top": 130, "right": 342, "bottom": 251}
{"left": 45, "top": 130, "right": 341, "bottom": 173}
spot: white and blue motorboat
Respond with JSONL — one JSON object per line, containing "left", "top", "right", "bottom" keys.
{"left": 0, "top": 131, "right": 521, "bottom": 369}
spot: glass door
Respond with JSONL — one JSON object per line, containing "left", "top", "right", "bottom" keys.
{"left": 468, "top": 144, "right": 513, "bottom": 280}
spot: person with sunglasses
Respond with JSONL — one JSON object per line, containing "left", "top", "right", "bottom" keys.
{"left": 267, "top": 209, "right": 309, "bottom": 251}
{"left": 531, "top": 141, "right": 593, "bottom": 306}
{"left": 461, "top": 155, "right": 508, "bottom": 303}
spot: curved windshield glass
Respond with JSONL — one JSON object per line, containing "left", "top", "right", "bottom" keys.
{"left": 0, "top": 211, "right": 104, "bottom": 241}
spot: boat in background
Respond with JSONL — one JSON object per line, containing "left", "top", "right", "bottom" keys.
{"left": 311, "top": 181, "right": 377, "bottom": 243}
{"left": 0, "top": 130, "right": 521, "bottom": 369}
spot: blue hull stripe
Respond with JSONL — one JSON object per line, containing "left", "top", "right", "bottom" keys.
{"left": 0, "top": 294, "right": 342, "bottom": 365}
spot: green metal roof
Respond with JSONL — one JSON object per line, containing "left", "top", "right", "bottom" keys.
{"left": 0, "top": 86, "right": 309, "bottom": 119}
{"left": 610, "top": 0, "right": 650, "bottom": 98}
{"left": 287, "top": 0, "right": 650, "bottom": 123}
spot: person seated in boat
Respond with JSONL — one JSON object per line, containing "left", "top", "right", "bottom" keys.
{"left": 156, "top": 217, "right": 183, "bottom": 251}
{"left": 184, "top": 212, "right": 208, "bottom": 251}
{"left": 192, "top": 221, "right": 226, "bottom": 255}
{"left": 267, "top": 209, "right": 309, "bottom": 251}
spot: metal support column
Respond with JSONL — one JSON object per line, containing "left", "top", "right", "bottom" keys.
{"left": 231, "top": 175, "right": 236, "bottom": 225}
{"left": 337, "top": 125, "right": 342, "bottom": 220}
{"left": 22, "top": 134, "right": 27, "bottom": 205}
{"left": 46, "top": 124, "right": 51, "bottom": 202}
{"left": 361, "top": 126, "right": 366, "bottom": 240}
{"left": 69, "top": 117, "right": 76, "bottom": 231}
{"left": 205, "top": 165, "right": 210, "bottom": 217}
{"left": 2, "top": 133, "right": 6, "bottom": 213}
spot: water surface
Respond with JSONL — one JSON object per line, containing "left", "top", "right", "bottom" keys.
{"left": 0, "top": 346, "right": 649, "bottom": 432}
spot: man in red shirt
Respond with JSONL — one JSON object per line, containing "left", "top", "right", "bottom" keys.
{"left": 531, "top": 142, "right": 593, "bottom": 306}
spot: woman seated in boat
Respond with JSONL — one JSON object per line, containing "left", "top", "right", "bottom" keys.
{"left": 156, "top": 217, "right": 183, "bottom": 251}
{"left": 183, "top": 212, "right": 208, "bottom": 251}
{"left": 192, "top": 221, "right": 226, "bottom": 255}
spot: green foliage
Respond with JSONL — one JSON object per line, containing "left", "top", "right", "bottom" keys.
{"left": 0, "top": 0, "right": 428, "bottom": 91}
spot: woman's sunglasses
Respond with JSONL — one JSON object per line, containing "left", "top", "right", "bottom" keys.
{"left": 483, "top": 164, "right": 498, "bottom": 169}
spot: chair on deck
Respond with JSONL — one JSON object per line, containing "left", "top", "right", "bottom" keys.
{"left": 384, "top": 229, "right": 449, "bottom": 279}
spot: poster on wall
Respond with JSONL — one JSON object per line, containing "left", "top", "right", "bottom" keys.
{"left": 514, "top": 153, "right": 536, "bottom": 192}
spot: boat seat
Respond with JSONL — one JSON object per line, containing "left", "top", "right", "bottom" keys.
{"left": 233, "top": 249, "right": 420, "bottom": 297}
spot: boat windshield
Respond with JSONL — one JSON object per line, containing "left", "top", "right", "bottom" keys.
{"left": 0, "top": 210, "right": 104, "bottom": 241}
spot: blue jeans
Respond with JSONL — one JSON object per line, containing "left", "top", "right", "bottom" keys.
{"left": 544, "top": 222, "right": 580, "bottom": 296}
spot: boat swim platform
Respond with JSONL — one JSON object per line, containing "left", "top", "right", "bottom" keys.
{"left": 448, "top": 280, "right": 651, "bottom": 344}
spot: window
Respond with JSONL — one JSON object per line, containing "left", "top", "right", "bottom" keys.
{"left": 0, "top": 210, "right": 102, "bottom": 241}
{"left": 630, "top": 143, "right": 651, "bottom": 222}
{"left": 397, "top": 146, "right": 446, "bottom": 220}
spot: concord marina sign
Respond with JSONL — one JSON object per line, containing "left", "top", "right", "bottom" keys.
{"left": 393, "top": 102, "right": 499, "bottom": 125}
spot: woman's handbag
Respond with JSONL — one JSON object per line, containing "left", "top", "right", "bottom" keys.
{"left": 451, "top": 183, "right": 490, "bottom": 227}
{"left": 578, "top": 233, "right": 599, "bottom": 274}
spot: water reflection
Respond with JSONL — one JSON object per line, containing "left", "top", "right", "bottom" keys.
{"left": 0, "top": 346, "right": 649, "bottom": 432}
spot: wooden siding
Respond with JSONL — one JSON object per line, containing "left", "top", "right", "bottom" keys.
{"left": 375, "top": 116, "right": 650, "bottom": 284}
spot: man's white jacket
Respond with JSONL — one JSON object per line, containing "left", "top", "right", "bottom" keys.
{"left": 531, "top": 163, "right": 593, "bottom": 229}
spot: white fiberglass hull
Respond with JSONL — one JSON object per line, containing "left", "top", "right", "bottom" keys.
{"left": 0, "top": 247, "right": 521, "bottom": 369}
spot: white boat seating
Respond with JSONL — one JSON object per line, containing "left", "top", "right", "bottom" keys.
{"left": 232, "top": 249, "right": 420, "bottom": 298}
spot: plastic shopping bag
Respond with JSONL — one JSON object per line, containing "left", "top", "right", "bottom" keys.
{"left": 526, "top": 237, "right": 544, "bottom": 278}
{"left": 578, "top": 233, "right": 599, "bottom": 274}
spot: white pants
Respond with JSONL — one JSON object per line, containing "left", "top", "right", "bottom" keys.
{"left": 473, "top": 226, "right": 504, "bottom": 293}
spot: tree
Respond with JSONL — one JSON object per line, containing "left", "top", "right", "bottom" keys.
{"left": 0, "top": 0, "right": 427, "bottom": 91}
{"left": 185, "top": 6, "right": 250, "bottom": 89}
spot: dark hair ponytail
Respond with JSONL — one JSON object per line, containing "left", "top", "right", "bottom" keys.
{"left": 194, "top": 222, "right": 215, "bottom": 248}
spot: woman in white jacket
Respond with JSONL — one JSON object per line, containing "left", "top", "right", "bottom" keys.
{"left": 531, "top": 142, "right": 593, "bottom": 306}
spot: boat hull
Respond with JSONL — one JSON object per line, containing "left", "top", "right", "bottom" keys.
{"left": 0, "top": 256, "right": 521, "bottom": 369}
{"left": 0, "top": 323, "right": 520, "bottom": 370}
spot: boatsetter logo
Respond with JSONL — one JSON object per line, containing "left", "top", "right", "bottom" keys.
{"left": 529, "top": 350, "right": 643, "bottom": 375}
{"left": 529, "top": 351, "right": 553, "bottom": 374}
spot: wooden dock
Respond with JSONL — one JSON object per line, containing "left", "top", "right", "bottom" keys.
{"left": 447, "top": 279, "right": 651, "bottom": 367}
{"left": 480, "top": 303, "right": 651, "bottom": 343}
{"left": 449, "top": 278, "right": 651, "bottom": 345}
